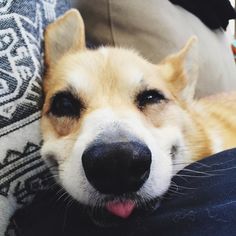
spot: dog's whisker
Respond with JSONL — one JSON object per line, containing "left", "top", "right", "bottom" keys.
{"left": 175, "top": 173, "right": 215, "bottom": 178}
{"left": 172, "top": 184, "right": 196, "bottom": 190}
{"left": 173, "top": 162, "right": 192, "bottom": 166}
{"left": 205, "top": 166, "right": 236, "bottom": 173}
{"left": 55, "top": 188, "right": 67, "bottom": 198}
{"left": 62, "top": 194, "right": 74, "bottom": 232}
{"left": 66, "top": 197, "right": 75, "bottom": 209}
{"left": 181, "top": 168, "right": 217, "bottom": 176}
{"left": 167, "top": 189, "right": 186, "bottom": 196}
{"left": 57, "top": 192, "right": 69, "bottom": 203}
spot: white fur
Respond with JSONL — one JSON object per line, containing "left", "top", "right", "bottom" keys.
{"left": 99, "top": 47, "right": 109, "bottom": 57}
{"left": 42, "top": 107, "right": 188, "bottom": 205}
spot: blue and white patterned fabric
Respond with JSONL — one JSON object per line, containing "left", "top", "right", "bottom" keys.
{"left": 0, "top": 1, "right": 69, "bottom": 235}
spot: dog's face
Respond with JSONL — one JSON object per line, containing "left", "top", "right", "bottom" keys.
{"left": 41, "top": 10, "right": 199, "bottom": 224}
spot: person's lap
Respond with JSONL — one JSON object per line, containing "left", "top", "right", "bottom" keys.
{"left": 12, "top": 148, "right": 236, "bottom": 236}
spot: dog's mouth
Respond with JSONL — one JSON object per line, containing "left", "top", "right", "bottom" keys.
{"left": 85, "top": 195, "right": 161, "bottom": 227}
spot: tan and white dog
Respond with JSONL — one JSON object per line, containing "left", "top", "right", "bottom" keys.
{"left": 41, "top": 9, "right": 236, "bottom": 224}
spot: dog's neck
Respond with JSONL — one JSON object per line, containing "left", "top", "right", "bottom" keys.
{"left": 183, "top": 95, "right": 236, "bottom": 162}
{"left": 183, "top": 105, "right": 213, "bottom": 162}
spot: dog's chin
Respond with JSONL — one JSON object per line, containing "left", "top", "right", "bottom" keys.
{"left": 84, "top": 196, "right": 161, "bottom": 227}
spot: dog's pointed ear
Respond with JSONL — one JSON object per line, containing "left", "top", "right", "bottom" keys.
{"left": 160, "top": 36, "right": 199, "bottom": 101}
{"left": 44, "top": 9, "right": 85, "bottom": 67}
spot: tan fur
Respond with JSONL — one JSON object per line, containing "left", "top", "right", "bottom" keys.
{"left": 42, "top": 9, "right": 236, "bottom": 166}
{"left": 194, "top": 92, "right": 236, "bottom": 152}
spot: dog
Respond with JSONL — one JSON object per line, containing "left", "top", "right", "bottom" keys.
{"left": 41, "top": 9, "right": 236, "bottom": 225}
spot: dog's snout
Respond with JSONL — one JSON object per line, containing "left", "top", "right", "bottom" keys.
{"left": 82, "top": 141, "right": 152, "bottom": 195}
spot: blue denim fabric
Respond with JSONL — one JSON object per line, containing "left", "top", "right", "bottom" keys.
{"left": 12, "top": 148, "right": 236, "bottom": 236}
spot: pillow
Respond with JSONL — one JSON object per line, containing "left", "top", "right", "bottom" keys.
{"left": 232, "top": 40, "right": 236, "bottom": 62}
{"left": 73, "top": 0, "right": 236, "bottom": 97}
{"left": 0, "top": 0, "right": 69, "bottom": 235}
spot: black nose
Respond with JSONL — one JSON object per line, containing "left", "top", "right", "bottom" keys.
{"left": 82, "top": 141, "right": 152, "bottom": 195}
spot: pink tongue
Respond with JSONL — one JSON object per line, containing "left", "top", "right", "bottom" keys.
{"left": 105, "top": 201, "right": 136, "bottom": 219}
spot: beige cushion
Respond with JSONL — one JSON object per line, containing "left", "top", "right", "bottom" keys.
{"left": 73, "top": 0, "right": 174, "bottom": 62}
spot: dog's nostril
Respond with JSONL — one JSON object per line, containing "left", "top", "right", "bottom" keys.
{"left": 82, "top": 141, "right": 152, "bottom": 195}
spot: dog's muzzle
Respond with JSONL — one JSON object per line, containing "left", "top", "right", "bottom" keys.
{"left": 82, "top": 141, "right": 152, "bottom": 195}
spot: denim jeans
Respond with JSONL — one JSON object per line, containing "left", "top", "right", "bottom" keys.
{"left": 12, "top": 148, "right": 236, "bottom": 236}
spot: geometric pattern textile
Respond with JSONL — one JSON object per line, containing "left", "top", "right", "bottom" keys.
{"left": 0, "top": 1, "right": 69, "bottom": 235}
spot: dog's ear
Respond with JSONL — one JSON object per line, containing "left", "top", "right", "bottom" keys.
{"left": 44, "top": 9, "right": 85, "bottom": 67}
{"left": 160, "top": 37, "right": 199, "bottom": 101}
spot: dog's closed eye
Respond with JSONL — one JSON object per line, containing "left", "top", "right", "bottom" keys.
{"left": 136, "top": 89, "right": 167, "bottom": 109}
{"left": 50, "top": 91, "right": 83, "bottom": 118}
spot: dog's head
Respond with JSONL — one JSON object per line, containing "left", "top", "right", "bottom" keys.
{"left": 41, "top": 9, "right": 199, "bottom": 225}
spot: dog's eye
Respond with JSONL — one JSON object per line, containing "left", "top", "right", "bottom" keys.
{"left": 50, "top": 92, "right": 82, "bottom": 117}
{"left": 136, "top": 89, "right": 166, "bottom": 108}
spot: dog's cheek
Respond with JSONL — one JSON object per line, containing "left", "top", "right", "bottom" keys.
{"left": 54, "top": 124, "right": 103, "bottom": 204}
{"left": 41, "top": 117, "right": 83, "bottom": 161}
{"left": 41, "top": 139, "right": 86, "bottom": 202}
{"left": 139, "top": 124, "right": 190, "bottom": 198}
{"left": 41, "top": 118, "right": 78, "bottom": 165}
{"left": 142, "top": 102, "right": 177, "bottom": 128}
{"left": 59, "top": 155, "right": 94, "bottom": 205}
{"left": 144, "top": 101, "right": 186, "bottom": 131}
{"left": 128, "top": 125, "right": 170, "bottom": 196}
{"left": 47, "top": 117, "right": 82, "bottom": 137}
{"left": 138, "top": 139, "right": 173, "bottom": 198}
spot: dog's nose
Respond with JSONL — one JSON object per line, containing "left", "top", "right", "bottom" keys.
{"left": 82, "top": 141, "right": 152, "bottom": 195}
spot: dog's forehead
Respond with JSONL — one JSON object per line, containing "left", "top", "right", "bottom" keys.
{"left": 56, "top": 47, "right": 161, "bottom": 93}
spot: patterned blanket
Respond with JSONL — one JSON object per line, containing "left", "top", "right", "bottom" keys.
{"left": 0, "top": 1, "right": 69, "bottom": 235}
